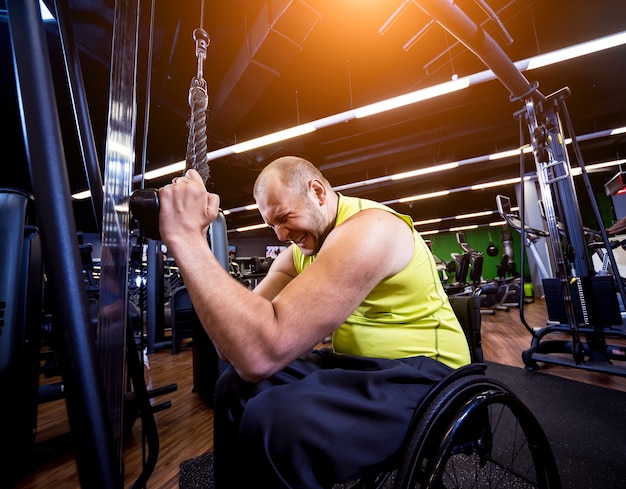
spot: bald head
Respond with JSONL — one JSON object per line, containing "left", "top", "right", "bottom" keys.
{"left": 253, "top": 156, "right": 331, "bottom": 201}
{"left": 253, "top": 156, "right": 339, "bottom": 254}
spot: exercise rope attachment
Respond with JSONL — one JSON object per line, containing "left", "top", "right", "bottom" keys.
{"left": 185, "top": 26, "right": 211, "bottom": 185}
{"left": 128, "top": 7, "right": 211, "bottom": 240}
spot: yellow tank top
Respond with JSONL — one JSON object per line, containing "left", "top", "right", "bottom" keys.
{"left": 293, "top": 194, "right": 470, "bottom": 369}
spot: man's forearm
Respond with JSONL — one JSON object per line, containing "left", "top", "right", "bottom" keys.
{"left": 169, "top": 235, "right": 286, "bottom": 381}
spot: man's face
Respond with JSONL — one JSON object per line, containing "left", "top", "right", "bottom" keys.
{"left": 257, "top": 181, "right": 328, "bottom": 256}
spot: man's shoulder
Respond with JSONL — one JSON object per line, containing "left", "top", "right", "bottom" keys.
{"left": 346, "top": 198, "right": 414, "bottom": 230}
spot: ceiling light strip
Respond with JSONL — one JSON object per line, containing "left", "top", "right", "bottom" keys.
{"left": 75, "top": 124, "right": 624, "bottom": 202}
{"left": 420, "top": 220, "right": 508, "bottom": 236}
{"left": 384, "top": 176, "right": 531, "bottom": 206}
{"left": 229, "top": 216, "right": 510, "bottom": 235}
{"left": 127, "top": 124, "right": 622, "bottom": 191}
{"left": 229, "top": 125, "right": 625, "bottom": 209}
{"left": 226, "top": 177, "right": 527, "bottom": 233}
{"left": 73, "top": 32, "right": 626, "bottom": 199}
{"left": 415, "top": 208, "right": 518, "bottom": 227}
{"left": 525, "top": 31, "right": 626, "bottom": 71}
{"left": 455, "top": 210, "right": 494, "bottom": 219}
{"left": 208, "top": 30, "right": 626, "bottom": 162}
{"left": 449, "top": 224, "right": 479, "bottom": 232}
{"left": 419, "top": 216, "right": 516, "bottom": 232}
{"left": 226, "top": 157, "right": 624, "bottom": 233}
{"left": 146, "top": 30, "right": 626, "bottom": 181}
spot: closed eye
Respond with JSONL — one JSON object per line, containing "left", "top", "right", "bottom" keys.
{"left": 268, "top": 212, "right": 291, "bottom": 229}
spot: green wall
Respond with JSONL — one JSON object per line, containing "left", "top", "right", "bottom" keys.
{"left": 425, "top": 227, "right": 526, "bottom": 283}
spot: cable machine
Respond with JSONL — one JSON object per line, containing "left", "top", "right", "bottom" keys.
{"left": 414, "top": 0, "right": 626, "bottom": 376}
{"left": 6, "top": 0, "right": 150, "bottom": 486}
{"left": 6, "top": 0, "right": 120, "bottom": 486}
{"left": 4, "top": 0, "right": 227, "bottom": 486}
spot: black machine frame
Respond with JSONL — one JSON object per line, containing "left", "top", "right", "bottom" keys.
{"left": 5, "top": 1, "right": 228, "bottom": 487}
{"left": 7, "top": 1, "right": 121, "bottom": 487}
{"left": 414, "top": 0, "right": 626, "bottom": 377}
{"left": 5, "top": 0, "right": 167, "bottom": 487}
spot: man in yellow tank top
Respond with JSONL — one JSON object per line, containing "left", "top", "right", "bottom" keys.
{"left": 159, "top": 155, "right": 471, "bottom": 488}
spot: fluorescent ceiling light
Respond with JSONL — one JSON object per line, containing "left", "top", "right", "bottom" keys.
{"left": 526, "top": 31, "right": 626, "bottom": 71}
{"left": 571, "top": 159, "right": 626, "bottom": 175}
{"left": 231, "top": 123, "right": 316, "bottom": 153}
{"left": 449, "top": 224, "right": 478, "bottom": 232}
{"left": 354, "top": 78, "right": 470, "bottom": 118}
{"left": 399, "top": 190, "right": 451, "bottom": 203}
{"left": 225, "top": 156, "right": 625, "bottom": 231}
{"left": 235, "top": 223, "right": 269, "bottom": 233}
{"left": 382, "top": 176, "right": 531, "bottom": 207}
{"left": 489, "top": 146, "right": 532, "bottom": 160}
{"left": 455, "top": 210, "right": 494, "bottom": 219}
{"left": 414, "top": 217, "right": 443, "bottom": 226}
{"left": 222, "top": 203, "right": 259, "bottom": 215}
{"left": 471, "top": 177, "right": 524, "bottom": 190}
{"left": 391, "top": 162, "right": 460, "bottom": 180}
{"left": 72, "top": 32, "right": 626, "bottom": 205}
{"left": 421, "top": 219, "right": 509, "bottom": 234}
{"left": 143, "top": 162, "right": 186, "bottom": 181}
{"left": 164, "top": 30, "right": 626, "bottom": 176}
{"left": 232, "top": 156, "right": 626, "bottom": 234}
{"left": 417, "top": 219, "right": 515, "bottom": 235}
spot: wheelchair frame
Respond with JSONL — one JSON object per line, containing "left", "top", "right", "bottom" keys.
{"left": 340, "top": 363, "right": 560, "bottom": 489}
{"left": 334, "top": 291, "right": 561, "bottom": 489}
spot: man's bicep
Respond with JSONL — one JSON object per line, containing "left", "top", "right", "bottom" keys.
{"left": 276, "top": 219, "right": 399, "bottom": 322}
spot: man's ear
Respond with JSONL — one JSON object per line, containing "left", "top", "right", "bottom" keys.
{"left": 309, "top": 179, "right": 327, "bottom": 205}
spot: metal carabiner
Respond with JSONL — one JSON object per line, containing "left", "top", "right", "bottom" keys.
{"left": 193, "top": 27, "right": 210, "bottom": 81}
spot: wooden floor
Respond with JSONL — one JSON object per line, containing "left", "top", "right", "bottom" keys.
{"left": 12, "top": 298, "right": 626, "bottom": 489}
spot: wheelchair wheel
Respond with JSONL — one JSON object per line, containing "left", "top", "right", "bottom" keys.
{"left": 394, "top": 374, "right": 561, "bottom": 489}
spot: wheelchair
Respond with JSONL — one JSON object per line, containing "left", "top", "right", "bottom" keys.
{"left": 334, "top": 295, "right": 561, "bottom": 489}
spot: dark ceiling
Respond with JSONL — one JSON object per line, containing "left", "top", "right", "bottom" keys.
{"left": 1, "top": 0, "right": 625, "bottom": 239}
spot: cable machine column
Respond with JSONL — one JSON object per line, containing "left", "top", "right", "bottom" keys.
{"left": 6, "top": 1, "right": 119, "bottom": 486}
{"left": 524, "top": 94, "right": 587, "bottom": 362}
